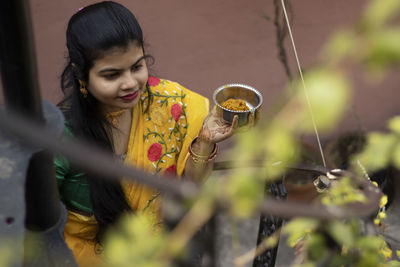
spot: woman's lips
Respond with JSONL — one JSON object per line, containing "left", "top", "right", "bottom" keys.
{"left": 120, "top": 91, "right": 138, "bottom": 101}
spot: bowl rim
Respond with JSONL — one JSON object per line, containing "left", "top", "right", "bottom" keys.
{"left": 212, "top": 83, "right": 263, "bottom": 113}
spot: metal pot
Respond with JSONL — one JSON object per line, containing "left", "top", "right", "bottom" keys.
{"left": 213, "top": 83, "right": 263, "bottom": 126}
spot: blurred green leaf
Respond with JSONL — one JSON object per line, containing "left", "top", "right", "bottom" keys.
{"left": 356, "top": 132, "right": 397, "bottom": 172}
{"left": 264, "top": 126, "right": 297, "bottom": 161}
{"left": 392, "top": 142, "right": 400, "bottom": 169}
{"left": 388, "top": 116, "right": 400, "bottom": 135}
{"left": 327, "top": 221, "right": 355, "bottom": 247}
{"left": 104, "top": 214, "right": 168, "bottom": 267}
{"left": 323, "top": 31, "right": 356, "bottom": 64}
{"left": 263, "top": 125, "right": 298, "bottom": 179}
{"left": 356, "top": 236, "right": 388, "bottom": 266}
{"left": 234, "top": 128, "right": 264, "bottom": 162}
{"left": 366, "top": 28, "right": 400, "bottom": 69}
{"left": 225, "top": 169, "right": 264, "bottom": 217}
{"left": 357, "top": 236, "right": 384, "bottom": 251}
{"left": 297, "top": 69, "right": 350, "bottom": 132}
{"left": 283, "top": 218, "right": 319, "bottom": 247}
{"left": 307, "top": 234, "right": 326, "bottom": 261}
{"left": 357, "top": 253, "right": 383, "bottom": 267}
{"left": 362, "top": 0, "right": 400, "bottom": 30}
{"left": 387, "top": 260, "right": 400, "bottom": 267}
{"left": 328, "top": 255, "right": 350, "bottom": 267}
{"left": 321, "top": 177, "right": 366, "bottom": 206}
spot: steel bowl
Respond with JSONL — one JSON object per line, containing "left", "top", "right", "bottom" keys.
{"left": 213, "top": 83, "right": 263, "bottom": 126}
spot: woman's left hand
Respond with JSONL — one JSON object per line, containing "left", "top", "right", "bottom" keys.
{"left": 198, "top": 106, "right": 239, "bottom": 144}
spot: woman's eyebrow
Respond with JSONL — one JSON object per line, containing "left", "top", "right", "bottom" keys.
{"left": 98, "top": 56, "right": 146, "bottom": 74}
{"left": 131, "top": 55, "right": 146, "bottom": 67}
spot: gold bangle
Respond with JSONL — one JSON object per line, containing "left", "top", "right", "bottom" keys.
{"left": 189, "top": 137, "right": 218, "bottom": 163}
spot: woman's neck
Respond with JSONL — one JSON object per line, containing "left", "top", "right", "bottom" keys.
{"left": 109, "top": 108, "right": 133, "bottom": 156}
{"left": 105, "top": 109, "right": 127, "bottom": 128}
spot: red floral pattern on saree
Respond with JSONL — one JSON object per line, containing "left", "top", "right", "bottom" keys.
{"left": 147, "top": 76, "right": 161, "bottom": 86}
{"left": 171, "top": 103, "right": 182, "bottom": 122}
{"left": 164, "top": 164, "right": 177, "bottom": 176}
{"left": 142, "top": 79, "right": 188, "bottom": 174}
{"left": 147, "top": 143, "right": 162, "bottom": 162}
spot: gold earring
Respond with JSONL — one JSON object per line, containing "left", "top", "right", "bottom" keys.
{"left": 79, "top": 80, "right": 88, "bottom": 98}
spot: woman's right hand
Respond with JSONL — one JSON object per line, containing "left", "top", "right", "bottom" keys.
{"left": 197, "top": 106, "right": 239, "bottom": 144}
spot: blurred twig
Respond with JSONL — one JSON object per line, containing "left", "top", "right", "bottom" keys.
{"left": 0, "top": 109, "right": 381, "bottom": 221}
{"left": 0, "top": 109, "right": 199, "bottom": 199}
{"left": 162, "top": 197, "right": 215, "bottom": 261}
{"left": 234, "top": 227, "right": 281, "bottom": 266}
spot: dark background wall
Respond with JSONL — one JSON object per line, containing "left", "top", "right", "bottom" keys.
{"left": 2, "top": 0, "right": 399, "bottom": 141}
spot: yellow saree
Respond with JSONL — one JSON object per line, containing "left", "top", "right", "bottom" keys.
{"left": 63, "top": 78, "right": 209, "bottom": 266}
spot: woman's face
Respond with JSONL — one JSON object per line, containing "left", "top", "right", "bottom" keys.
{"left": 87, "top": 42, "right": 148, "bottom": 113}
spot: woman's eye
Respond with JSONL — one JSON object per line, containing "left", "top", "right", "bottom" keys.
{"left": 103, "top": 73, "right": 119, "bottom": 79}
{"left": 132, "top": 64, "right": 142, "bottom": 72}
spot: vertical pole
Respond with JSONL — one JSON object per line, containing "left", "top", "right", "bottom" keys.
{"left": 0, "top": 0, "right": 43, "bottom": 121}
{"left": 0, "top": 0, "right": 60, "bottom": 230}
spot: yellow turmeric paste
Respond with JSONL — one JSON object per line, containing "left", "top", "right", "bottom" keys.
{"left": 221, "top": 98, "right": 249, "bottom": 111}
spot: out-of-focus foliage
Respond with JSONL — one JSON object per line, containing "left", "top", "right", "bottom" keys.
{"left": 320, "top": 177, "right": 366, "bottom": 206}
{"left": 101, "top": 0, "right": 400, "bottom": 266}
{"left": 296, "top": 69, "right": 350, "bottom": 132}
{"left": 323, "top": 30, "right": 356, "bottom": 65}
{"left": 225, "top": 168, "right": 265, "bottom": 217}
{"left": 262, "top": 125, "right": 298, "bottom": 178}
{"left": 233, "top": 128, "right": 265, "bottom": 162}
{"left": 356, "top": 116, "right": 400, "bottom": 173}
{"left": 360, "top": 0, "right": 400, "bottom": 71}
{"left": 362, "top": 0, "right": 400, "bottom": 31}
{"left": 285, "top": 218, "right": 392, "bottom": 266}
{"left": 286, "top": 0, "right": 400, "bottom": 264}
{"left": 387, "top": 260, "right": 400, "bottom": 267}
{"left": 364, "top": 28, "right": 400, "bottom": 70}
{"left": 283, "top": 218, "right": 319, "bottom": 248}
{"left": 324, "top": 0, "right": 400, "bottom": 72}
{"left": 0, "top": 242, "right": 14, "bottom": 267}
{"left": 388, "top": 116, "right": 400, "bottom": 135}
{"left": 104, "top": 214, "right": 168, "bottom": 267}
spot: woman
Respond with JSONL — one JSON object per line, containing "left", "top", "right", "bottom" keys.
{"left": 54, "top": 1, "right": 237, "bottom": 266}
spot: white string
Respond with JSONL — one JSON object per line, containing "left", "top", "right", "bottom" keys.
{"left": 356, "top": 160, "right": 371, "bottom": 181}
{"left": 280, "top": 0, "right": 326, "bottom": 167}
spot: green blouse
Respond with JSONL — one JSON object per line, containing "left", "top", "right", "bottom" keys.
{"left": 54, "top": 126, "right": 92, "bottom": 214}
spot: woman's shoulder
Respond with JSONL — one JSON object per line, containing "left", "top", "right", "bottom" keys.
{"left": 146, "top": 76, "right": 208, "bottom": 102}
{"left": 142, "top": 76, "right": 209, "bottom": 127}
{"left": 147, "top": 77, "right": 186, "bottom": 92}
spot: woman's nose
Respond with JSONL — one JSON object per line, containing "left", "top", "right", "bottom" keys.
{"left": 121, "top": 72, "right": 138, "bottom": 90}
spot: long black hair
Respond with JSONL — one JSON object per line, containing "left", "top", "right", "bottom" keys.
{"left": 59, "top": 1, "right": 146, "bottom": 245}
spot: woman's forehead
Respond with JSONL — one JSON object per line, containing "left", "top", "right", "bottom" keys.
{"left": 91, "top": 43, "right": 144, "bottom": 70}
